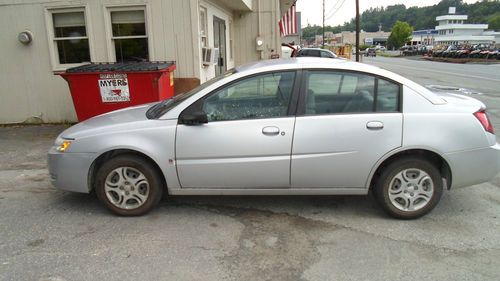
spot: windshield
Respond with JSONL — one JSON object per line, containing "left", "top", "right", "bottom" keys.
{"left": 146, "top": 69, "right": 236, "bottom": 119}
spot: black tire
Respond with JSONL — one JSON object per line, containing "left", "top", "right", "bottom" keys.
{"left": 374, "top": 157, "right": 443, "bottom": 219}
{"left": 95, "top": 155, "right": 163, "bottom": 216}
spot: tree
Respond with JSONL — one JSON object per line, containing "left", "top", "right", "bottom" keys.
{"left": 489, "top": 14, "right": 500, "bottom": 31}
{"left": 387, "top": 21, "right": 413, "bottom": 49}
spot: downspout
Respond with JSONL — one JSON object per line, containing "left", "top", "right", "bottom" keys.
{"left": 258, "top": 0, "right": 261, "bottom": 37}
{"left": 258, "top": 0, "right": 264, "bottom": 59}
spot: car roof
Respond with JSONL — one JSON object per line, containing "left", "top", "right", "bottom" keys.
{"left": 236, "top": 57, "right": 369, "bottom": 73}
{"left": 234, "top": 58, "right": 446, "bottom": 105}
{"left": 300, "top": 47, "right": 326, "bottom": 50}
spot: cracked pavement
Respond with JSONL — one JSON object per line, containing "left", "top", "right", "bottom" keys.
{"left": 1, "top": 58, "right": 500, "bottom": 280}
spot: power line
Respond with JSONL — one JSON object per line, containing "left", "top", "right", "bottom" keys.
{"left": 325, "top": 0, "right": 348, "bottom": 21}
{"left": 325, "top": 0, "right": 341, "bottom": 18}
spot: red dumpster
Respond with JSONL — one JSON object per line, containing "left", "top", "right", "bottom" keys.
{"left": 58, "top": 62, "right": 176, "bottom": 121}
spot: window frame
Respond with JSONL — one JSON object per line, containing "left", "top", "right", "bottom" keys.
{"left": 103, "top": 4, "right": 153, "bottom": 62}
{"left": 199, "top": 5, "right": 208, "bottom": 48}
{"left": 44, "top": 5, "right": 95, "bottom": 71}
{"left": 229, "top": 20, "right": 234, "bottom": 60}
{"left": 296, "top": 69, "right": 402, "bottom": 116}
{"left": 179, "top": 70, "right": 303, "bottom": 123}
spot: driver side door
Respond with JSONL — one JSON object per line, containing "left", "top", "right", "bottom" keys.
{"left": 175, "top": 71, "right": 299, "bottom": 189}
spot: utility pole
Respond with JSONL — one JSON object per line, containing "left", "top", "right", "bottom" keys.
{"left": 355, "top": 0, "right": 360, "bottom": 61}
{"left": 322, "top": 0, "right": 325, "bottom": 48}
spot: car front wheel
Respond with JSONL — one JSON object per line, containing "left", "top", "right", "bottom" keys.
{"left": 374, "top": 157, "right": 443, "bottom": 219}
{"left": 95, "top": 155, "right": 163, "bottom": 216}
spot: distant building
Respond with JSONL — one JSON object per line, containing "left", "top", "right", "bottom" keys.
{"left": 334, "top": 31, "right": 390, "bottom": 46}
{"left": 433, "top": 7, "right": 494, "bottom": 45}
{"left": 409, "top": 7, "right": 498, "bottom": 47}
{"left": 410, "top": 29, "right": 438, "bottom": 45}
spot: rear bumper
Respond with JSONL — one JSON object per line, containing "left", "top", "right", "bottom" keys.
{"left": 445, "top": 143, "right": 500, "bottom": 188}
{"left": 47, "top": 147, "right": 97, "bottom": 193}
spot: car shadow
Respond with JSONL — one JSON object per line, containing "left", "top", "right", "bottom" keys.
{"left": 51, "top": 190, "right": 386, "bottom": 218}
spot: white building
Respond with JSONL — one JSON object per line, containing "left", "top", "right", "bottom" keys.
{"left": 0, "top": 0, "right": 291, "bottom": 123}
{"left": 434, "top": 7, "right": 495, "bottom": 45}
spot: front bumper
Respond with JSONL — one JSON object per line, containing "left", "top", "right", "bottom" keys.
{"left": 445, "top": 143, "right": 500, "bottom": 188}
{"left": 48, "top": 147, "right": 97, "bottom": 193}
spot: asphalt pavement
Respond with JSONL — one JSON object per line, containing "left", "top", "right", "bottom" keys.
{"left": 1, "top": 57, "right": 500, "bottom": 281}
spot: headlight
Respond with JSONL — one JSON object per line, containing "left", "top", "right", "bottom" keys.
{"left": 55, "top": 137, "right": 74, "bottom": 152}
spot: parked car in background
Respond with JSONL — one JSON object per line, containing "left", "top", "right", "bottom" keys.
{"left": 431, "top": 44, "right": 499, "bottom": 60}
{"left": 375, "top": 45, "right": 386, "bottom": 51}
{"left": 48, "top": 58, "right": 500, "bottom": 219}
{"left": 365, "top": 48, "right": 376, "bottom": 57}
{"left": 295, "top": 48, "right": 338, "bottom": 58}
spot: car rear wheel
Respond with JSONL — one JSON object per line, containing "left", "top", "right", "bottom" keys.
{"left": 95, "top": 155, "right": 163, "bottom": 216}
{"left": 374, "top": 157, "right": 443, "bottom": 219}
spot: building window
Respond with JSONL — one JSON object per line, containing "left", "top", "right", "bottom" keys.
{"left": 110, "top": 9, "right": 148, "bottom": 62}
{"left": 199, "top": 6, "right": 208, "bottom": 47}
{"left": 49, "top": 9, "right": 91, "bottom": 65}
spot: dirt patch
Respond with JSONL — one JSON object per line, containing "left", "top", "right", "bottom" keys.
{"left": 179, "top": 202, "right": 337, "bottom": 281}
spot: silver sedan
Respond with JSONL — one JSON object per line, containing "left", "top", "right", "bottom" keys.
{"left": 48, "top": 58, "right": 500, "bottom": 219}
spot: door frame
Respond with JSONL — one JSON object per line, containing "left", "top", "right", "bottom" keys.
{"left": 213, "top": 16, "right": 227, "bottom": 76}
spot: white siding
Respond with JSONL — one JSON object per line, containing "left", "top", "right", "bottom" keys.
{"left": 0, "top": 0, "right": 281, "bottom": 123}
{"left": 233, "top": 0, "right": 281, "bottom": 66}
{"left": 0, "top": 2, "right": 77, "bottom": 123}
{"left": 0, "top": 0, "right": 198, "bottom": 123}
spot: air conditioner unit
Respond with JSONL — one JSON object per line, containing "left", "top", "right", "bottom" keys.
{"left": 202, "top": 47, "right": 219, "bottom": 66}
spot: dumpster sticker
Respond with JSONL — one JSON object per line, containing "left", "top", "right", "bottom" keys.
{"left": 98, "top": 73, "right": 130, "bottom": 103}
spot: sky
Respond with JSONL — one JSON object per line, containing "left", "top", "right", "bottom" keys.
{"left": 296, "top": 0, "right": 481, "bottom": 27}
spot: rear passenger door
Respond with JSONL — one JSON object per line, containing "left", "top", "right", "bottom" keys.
{"left": 291, "top": 70, "right": 403, "bottom": 188}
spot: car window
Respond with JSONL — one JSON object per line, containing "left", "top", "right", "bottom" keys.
{"left": 300, "top": 49, "right": 320, "bottom": 57}
{"left": 194, "top": 71, "right": 296, "bottom": 122}
{"left": 376, "top": 78, "right": 400, "bottom": 112}
{"left": 304, "top": 71, "right": 399, "bottom": 115}
{"left": 310, "top": 50, "right": 321, "bottom": 57}
{"left": 320, "top": 51, "right": 333, "bottom": 58}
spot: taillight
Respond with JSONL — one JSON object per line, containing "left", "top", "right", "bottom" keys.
{"left": 474, "top": 110, "right": 494, "bottom": 134}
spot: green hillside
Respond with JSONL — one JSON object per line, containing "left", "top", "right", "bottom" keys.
{"left": 302, "top": 0, "right": 500, "bottom": 40}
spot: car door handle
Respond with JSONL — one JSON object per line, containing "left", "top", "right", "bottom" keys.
{"left": 366, "top": 121, "right": 384, "bottom": 130}
{"left": 262, "top": 126, "right": 280, "bottom": 136}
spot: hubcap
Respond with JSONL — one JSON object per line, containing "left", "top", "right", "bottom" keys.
{"left": 104, "top": 167, "right": 149, "bottom": 210}
{"left": 388, "top": 168, "right": 434, "bottom": 212}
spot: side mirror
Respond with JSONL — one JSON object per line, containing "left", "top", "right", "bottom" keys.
{"left": 179, "top": 111, "right": 208, "bottom": 125}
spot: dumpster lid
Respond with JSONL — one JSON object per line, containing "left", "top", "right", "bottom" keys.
{"left": 65, "top": 61, "right": 175, "bottom": 73}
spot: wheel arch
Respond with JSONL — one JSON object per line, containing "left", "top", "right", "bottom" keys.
{"left": 88, "top": 149, "right": 168, "bottom": 194}
{"left": 368, "top": 148, "right": 452, "bottom": 191}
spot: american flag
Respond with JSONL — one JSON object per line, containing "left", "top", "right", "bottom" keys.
{"left": 279, "top": 1, "right": 297, "bottom": 36}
